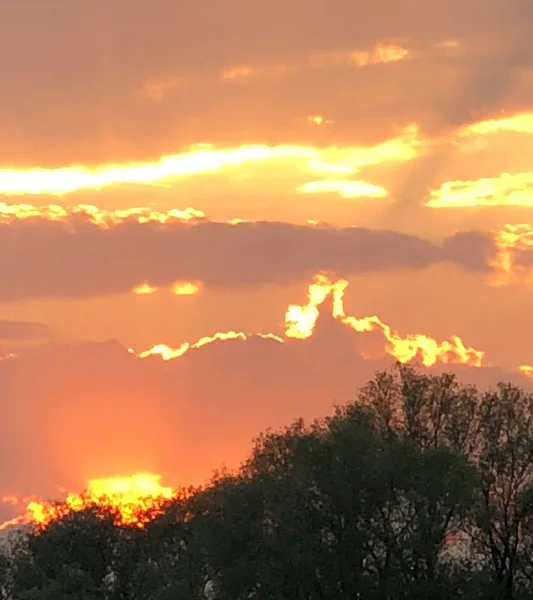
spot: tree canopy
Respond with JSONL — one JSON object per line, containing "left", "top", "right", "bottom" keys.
{"left": 3, "top": 363, "right": 533, "bottom": 599}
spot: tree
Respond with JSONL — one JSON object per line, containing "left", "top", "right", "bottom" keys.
{"left": 11, "top": 505, "right": 117, "bottom": 598}
{"left": 0, "top": 551, "right": 11, "bottom": 599}
{"left": 471, "top": 384, "right": 533, "bottom": 600}
{"left": 357, "top": 363, "right": 480, "bottom": 456}
{"left": 7, "top": 365, "right": 533, "bottom": 599}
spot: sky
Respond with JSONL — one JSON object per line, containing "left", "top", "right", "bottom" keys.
{"left": 2, "top": 0, "right": 533, "bottom": 520}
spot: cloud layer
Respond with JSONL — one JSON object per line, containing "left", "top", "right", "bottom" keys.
{"left": 1, "top": 0, "right": 533, "bottom": 163}
{"left": 0, "top": 214, "right": 498, "bottom": 301}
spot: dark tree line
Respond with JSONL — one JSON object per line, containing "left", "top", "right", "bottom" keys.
{"left": 3, "top": 363, "right": 533, "bottom": 599}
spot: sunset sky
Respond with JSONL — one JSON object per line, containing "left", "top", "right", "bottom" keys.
{"left": 2, "top": 0, "right": 533, "bottom": 522}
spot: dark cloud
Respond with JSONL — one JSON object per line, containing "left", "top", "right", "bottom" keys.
{"left": 0, "top": 218, "right": 496, "bottom": 301}
{"left": 0, "top": 311, "right": 529, "bottom": 521}
{"left": 440, "top": 231, "right": 496, "bottom": 271}
{"left": 0, "top": 320, "right": 52, "bottom": 341}
{"left": 0, "top": 0, "right": 532, "bottom": 162}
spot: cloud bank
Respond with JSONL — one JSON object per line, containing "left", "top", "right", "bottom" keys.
{"left": 0, "top": 214, "right": 497, "bottom": 301}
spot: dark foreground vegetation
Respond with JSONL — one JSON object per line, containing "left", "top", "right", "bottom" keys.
{"left": 4, "top": 364, "right": 533, "bottom": 599}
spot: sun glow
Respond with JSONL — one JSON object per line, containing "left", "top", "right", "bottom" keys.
{"left": 3, "top": 474, "right": 177, "bottom": 530}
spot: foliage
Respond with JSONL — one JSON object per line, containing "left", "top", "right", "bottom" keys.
{"left": 5, "top": 363, "right": 533, "bottom": 599}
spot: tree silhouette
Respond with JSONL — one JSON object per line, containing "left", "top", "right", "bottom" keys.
{"left": 6, "top": 363, "right": 533, "bottom": 600}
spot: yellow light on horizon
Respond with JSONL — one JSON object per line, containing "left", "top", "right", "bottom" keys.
{"left": 171, "top": 281, "right": 203, "bottom": 296}
{"left": 133, "top": 283, "right": 159, "bottom": 295}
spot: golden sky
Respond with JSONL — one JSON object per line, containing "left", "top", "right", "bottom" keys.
{"left": 2, "top": 0, "right": 533, "bottom": 519}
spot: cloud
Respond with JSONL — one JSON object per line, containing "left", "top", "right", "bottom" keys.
{"left": 135, "top": 273, "right": 483, "bottom": 368}
{"left": 2, "top": 108, "right": 533, "bottom": 223}
{"left": 0, "top": 310, "right": 530, "bottom": 520}
{"left": 1, "top": 0, "right": 532, "bottom": 163}
{"left": 488, "top": 224, "right": 533, "bottom": 286}
{"left": 297, "top": 179, "right": 389, "bottom": 199}
{"left": 0, "top": 320, "right": 52, "bottom": 341}
{"left": 459, "top": 112, "right": 533, "bottom": 137}
{"left": 0, "top": 128, "right": 421, "bottom": 196}
{"left": 0, "top": 212, "right": 498, "bottom": 301}
{"left": 427, "top": 172, "right": 533, "bottom": 208}
{"left": 145, "top": 42, "right": 414, "bottom": 102}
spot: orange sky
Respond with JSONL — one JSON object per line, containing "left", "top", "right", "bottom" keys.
{"left": 2, "top": 0, "right": 533, "bottom": 524}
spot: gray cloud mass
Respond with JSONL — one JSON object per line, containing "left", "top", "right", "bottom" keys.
{"left": 0, "top": 218, "right": 496, "bottom": 301}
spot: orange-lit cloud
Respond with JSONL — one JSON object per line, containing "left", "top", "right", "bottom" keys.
{"left": 298, "top": 179, "right": 388, "bottom": 199}
{"left": 309, "top": 43, "right": 410, "bottom": 68}
{"left": 489, "top": 224, "right": 533, "bottom": 286}
{"left": 221, "top": 65, "right": 254, "bottom": 81}
{"left": 427, "top": 173, "right": 533, "bottom": 208}
{"left": 132, "top": 281, "right": 202, "bottom": 296}
{"left": 519, "top": 365, "right": 533, "bottom": 378}
{"left": 459, "top": 112, "right": 533, "bottom": 137}
{"left": 2, "top": 0, "right": 529, "bottom": 165}
{"left": 284, "top": 274, "right": 484, "bottom": 367}
{"left": 349, "top": 43, "right": 410, "bottom": 66}
{"left": 0, "top": 202, "right": 204, "bottom": 225}
{"left": 0, "top": 127, "right": 422, "bottom": 197}
{"left": 133, "top": 283, "right": 159, "bottom": 295}
{"left": 146, "top": 42, "right": 412, "bottom": 102}
{"left": 171, "top": 281, "right": 203, "bottom": 296}
{"left": 138, "top": 331, "right": 283, "bottom": 361}
{"left": 135, "top": 274, "right": 483, "bottom": 368}
{"left": 305, "top": 115, "right": 333, "bottom": 126}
